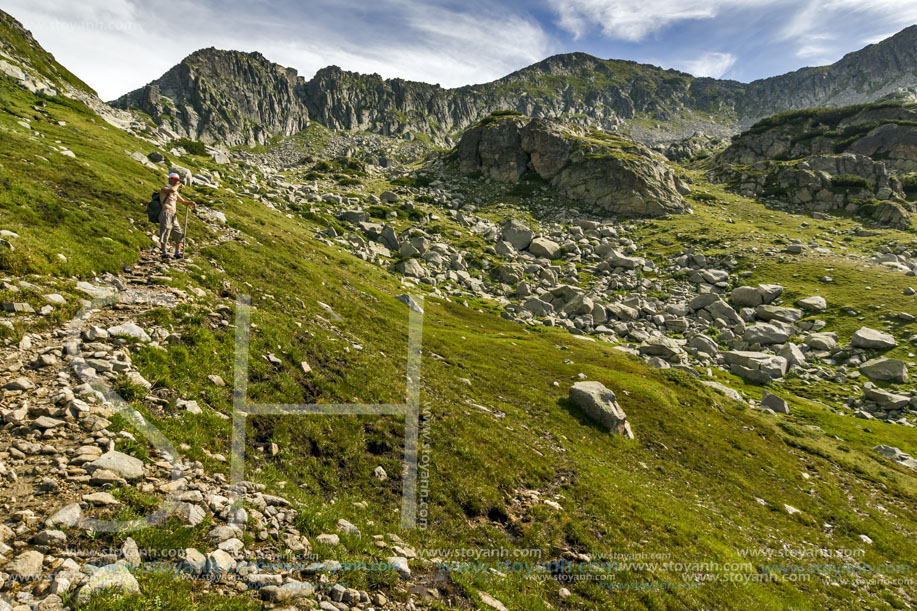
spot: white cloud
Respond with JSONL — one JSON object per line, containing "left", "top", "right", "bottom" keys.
{"left": 673, "top": 51, "right": 736, "bottom": 78}
{"left": 2, "top": 0, "right": 554, "bottom": 99}
{"left": 546, "top": 0, "right": 786, "bottom": 41}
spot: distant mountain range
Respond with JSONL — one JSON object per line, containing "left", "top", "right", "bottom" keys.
{"left": 109, "top": 25, "right": 917, "bottom": 147}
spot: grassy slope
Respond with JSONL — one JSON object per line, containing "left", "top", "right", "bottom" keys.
{"left": 1, "top": 77, "right": 916, "bottom": 611}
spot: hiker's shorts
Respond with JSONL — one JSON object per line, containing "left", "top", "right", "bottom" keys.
{"left": 158, "top": 209, "right": 185, "bottom": 248}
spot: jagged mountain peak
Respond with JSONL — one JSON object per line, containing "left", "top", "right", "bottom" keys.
{"left": 112, "top": 23, "right": 917, "bottom": 148}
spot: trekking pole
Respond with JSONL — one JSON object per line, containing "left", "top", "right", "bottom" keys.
{"left": 182, "top": 205, "right": 191, "bottom": 254}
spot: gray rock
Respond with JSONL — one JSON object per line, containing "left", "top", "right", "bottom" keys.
{"left": 387, "top": 556, "right": 411, "bottom": 579}
{"left": 46, "top": 503, "right": 82, "bottom": 528}
{"left": 6, "top": 550, "right": 44, "bottom": 579}
{"left": 874, "top": 445, "right": 917, "bottom": 471}
{"left": 77, "top": 562, "right": 140, "bottom": 603}
{"left": 796, "top": 296, "right": 827, "bottom": 312}
{"left": 804, "top": 332, "right": 838, "bottom": 351}
{"left": 396, "top": 258, "right": 425, "bottom": 278}
{"left": 743, "top": 322, "right": 791, "bottom": 345}
{"left": 528, "top": 237, "right": 561, "bottom": 259}
{"left": 731, "top": 286, "right": 763, "bottom": 307}
{"left": 568, "top": 381, "right": 634, "bottom": 439}
{"left": 107, "top": 323, "right": 151, "bottom": 342}
{"left": 88, "top": 451, "right": 144, "bottom": 481}
{"left": 4, "top": 377, "right": 35, "bottom": 391}
{"left": 860, "top": 357, "right": 908, "bottom": 383}
{"left": 761, "top": 391, "right": 790, "bottom": 414}
{"left": 724, "top": 351, "right": 788, "bottom": 383}
{"left": 502, "top": 220, "right": 534, "bottom": 250}
{"left": 851, "top": 327, "right": 897, "bottom": 350}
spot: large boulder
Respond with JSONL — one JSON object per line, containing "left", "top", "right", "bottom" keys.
{"left": 527, "top": 237, "right": 561, "bottom": 259}
{"left": 724, "top": 351, "right": 788, "bottom": 384}
{"left": 568, "top": 381, "right": 634, "bottom": 439}
{"left": 457, "top": 115, "right": 689, "bottom": 217}
{"left": 501, "top": 220, "right": 534, "bottom": 250}
{"left": 860, "top": 357, "right": 908, "bottom": 383}
{"left": 851, "top": 327, "right": 897, "bottom": 350}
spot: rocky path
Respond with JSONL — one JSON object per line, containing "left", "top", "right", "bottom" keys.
{"left": 0, "top": 225, "right": 435, "bottom": 609}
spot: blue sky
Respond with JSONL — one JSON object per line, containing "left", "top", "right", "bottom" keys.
{"left": 4, "top": 0, "right": 917, "bottom": 100}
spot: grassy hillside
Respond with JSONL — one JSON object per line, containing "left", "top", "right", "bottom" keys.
{"left": 1, "top": 60, "right": 917, "bottom": 611}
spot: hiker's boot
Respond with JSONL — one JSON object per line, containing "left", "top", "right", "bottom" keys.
{"left": 160, "top": 250, "right": 171, "bottom": 260}
{"left": 173, "top": 250, "right": 184, "bottom": 260}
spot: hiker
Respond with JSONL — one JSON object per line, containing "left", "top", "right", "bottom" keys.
{"left": 159, "top": 172, "right": 196, "bottom": 259}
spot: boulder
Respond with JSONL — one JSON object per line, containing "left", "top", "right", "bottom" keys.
{"left": 88, "top": 451, "right": 144, "bottom": 481}
{"left": 796, "top": 296, "right": 827, "bottom": 312}
{"left": 851, "top": 327, "right": 897, "bottom": 350}
{"left": 761, "top": 391, "right": 790, "bottom": 414}
{"left": 804, "top": 332, "right": 838, "bottom": 351}
{"left": 527, "top": 237, "right": 561, "bottom": 259}
{"left": 501, "top": 220, "right": 534, "bottom": 250}
{"left": 731, "top": 286, "right": 763, "bottom": 307}
{"left": 860, "top": 357, "right": 908, "bottom": 383}
{"left": 743, "top": 322, "right": 791, "bottom": 345}
{"left": 568, "top": 381, "right": 634, "bottom": 439}
{"left": 724, "top": 351, "right": 788, "bottom": 383}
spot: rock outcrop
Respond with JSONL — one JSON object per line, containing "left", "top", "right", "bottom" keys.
{"left": 456, "top": 115, "right": 690, "bottom": 217}
{"left": 711, "top": 102, "right": 917, "bottom": 227}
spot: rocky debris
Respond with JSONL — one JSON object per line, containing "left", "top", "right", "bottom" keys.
{"left": 568, "top": 381, "right": 634, "bottom": 439}
{"left": 874, "top": 445, "right": 917, "bottom": 470}
{"left": 853, "top": 383, "right": 914, "bottom": 421}
{"left": 457, "top": 115, "right": 689, "bottom": 217}
{"left": 850, "top": 327, "right": 897, "bottom": 350}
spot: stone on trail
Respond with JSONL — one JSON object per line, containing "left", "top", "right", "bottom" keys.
{"left": 851, "top": 327, "right": 897, "bottom": 350}
{"left": 88, "top": 451, "right": 144, "bottom": 481}
{"left": 46, "top": 503, "right": 82, "bottom": 528}
{"left": 568, "top": 381, "right": 634, "bottom": 439}
{"left": 75, "top": 281, "right": 116, "bottom": 300}
{"left": 107, "top": 323, "right": 151, "bottom": 343}
{"left": 6, "top": 550, "right": 44, "bottom": 579}
{"left": 77, "top": 561, "right": 141, "bottom": 604}
{"left": 4, "top": 377, "right": 35, "bottom": 391}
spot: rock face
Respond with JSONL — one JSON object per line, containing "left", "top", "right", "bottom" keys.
{"left": 113, "top": 25, "right": 917, "bottom": 147}
{"left": 711, "top": 103, "right": 916, "bottom": 227}
{"left": 568, "top": 381, "right": 634, "bottom": 439}
{"left": 457, "top": 115, "right": 689, "bottom": 217}
{"left": 113, "top": 48, "right": 310, "bottom": 146}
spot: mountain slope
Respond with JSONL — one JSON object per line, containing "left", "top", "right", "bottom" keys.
{"left": 111, "top": 24, "right": 917, "bottom": 147}
{"left": 0, "top": 9, "right": 916, "bottom": 611}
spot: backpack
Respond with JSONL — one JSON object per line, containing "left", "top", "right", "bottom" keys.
{"left": 147, "top": 191, "right": 162, "bottom": 223}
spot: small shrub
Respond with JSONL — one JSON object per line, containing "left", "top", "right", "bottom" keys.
{"left": 170, "top": 137, "right": 208, "bottom": 156}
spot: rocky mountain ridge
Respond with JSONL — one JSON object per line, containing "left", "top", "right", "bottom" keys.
{"left": 111, "top": 25, "right": 917, "bottom": 147}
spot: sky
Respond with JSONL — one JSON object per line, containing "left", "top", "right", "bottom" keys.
{"left": 4, "top": 0, "right": 917, "bottom": 101}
